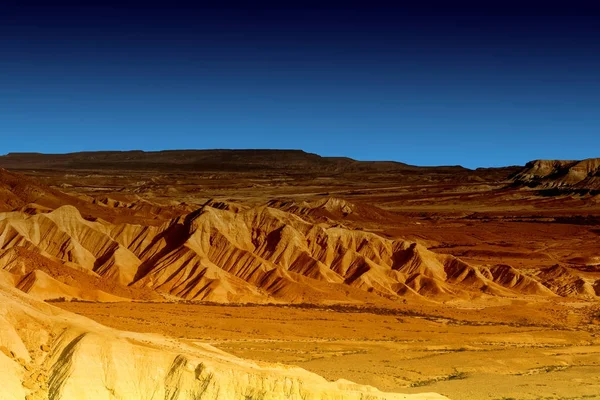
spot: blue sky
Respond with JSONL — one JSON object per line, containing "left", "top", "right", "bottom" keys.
{"left": 1, "top": 1, "right": 599, "bottom": 168}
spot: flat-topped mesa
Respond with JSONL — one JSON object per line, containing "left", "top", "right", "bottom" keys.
{"left": 0, "top": 149, "right": 473, "bottom": 175}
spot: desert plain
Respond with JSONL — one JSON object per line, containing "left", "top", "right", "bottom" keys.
{"left": 1, "top": 150, "right": 599, "bottom": 400}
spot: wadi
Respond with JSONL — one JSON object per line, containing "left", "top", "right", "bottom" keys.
{"left": 1, "top": 150, "right": 599, "bottom": 400}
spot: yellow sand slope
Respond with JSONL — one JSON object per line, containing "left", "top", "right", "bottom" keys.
{"left": 0, "top": 283, "right": 447, "bottom": 400}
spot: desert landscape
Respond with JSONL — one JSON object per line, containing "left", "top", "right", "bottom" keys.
{"left": 0, "top": 150, "right": 599, "bottom": 399}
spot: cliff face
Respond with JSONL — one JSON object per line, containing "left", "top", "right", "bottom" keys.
{"left": 512, "top": 158, "right": 600, "bottom": 191}
{"left": 0, "top": 283, "right": 447, "bottom": 400}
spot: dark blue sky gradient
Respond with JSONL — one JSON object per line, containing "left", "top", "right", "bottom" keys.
{"left": 1, "top": 1, "right": 599, "bottom": 168}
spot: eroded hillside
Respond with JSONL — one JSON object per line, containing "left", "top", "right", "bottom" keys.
{"left": 1, "top": 194, "right": 598, "bottom": 304}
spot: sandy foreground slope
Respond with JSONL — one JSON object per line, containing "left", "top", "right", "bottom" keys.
{"left": 0, "top": 282, "right": 447, "bottom": 400}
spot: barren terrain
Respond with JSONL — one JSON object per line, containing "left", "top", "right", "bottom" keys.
{"left": 1, "top": 150, "right": 599, "bottom": 399}
{"left": 58, "top": 301, "right": 600, "bottom": 400}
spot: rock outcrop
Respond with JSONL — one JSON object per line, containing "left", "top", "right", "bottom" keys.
{"left": 512, "top": 158, "right": 600, "bottom": 192}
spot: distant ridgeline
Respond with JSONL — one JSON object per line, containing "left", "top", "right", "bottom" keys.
{"left": 0, "top": 149, "right": 472, "bottom": 174}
